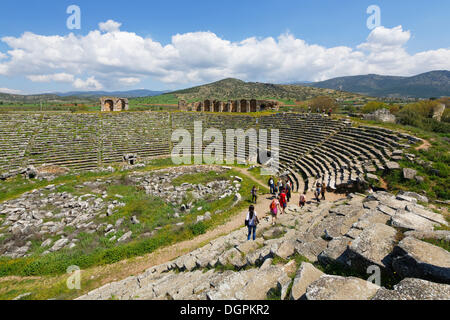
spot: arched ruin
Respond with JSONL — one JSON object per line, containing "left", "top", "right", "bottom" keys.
{"left": 100, "top": 97, "right": 129, "bottom": 112}
{"left": 179, "top": 99, "right": 279, "bottom": 113}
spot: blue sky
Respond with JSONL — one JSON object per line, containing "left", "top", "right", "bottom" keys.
{"left": 0, "top": 0, "right": 449, "bottom": 94}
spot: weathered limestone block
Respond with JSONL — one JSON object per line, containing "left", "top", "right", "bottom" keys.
{"left": 405, "top": 204, "right": 448, "bottom": 226}
{"left": 392, "top": 237, "right": 450, "bottom": 284}
{"left": 391, "top": 209, "right": 438, "bottom": 231}
{"left": 403, "top": 168, "right": 417, "bottom": 180}
{"left": 372, "top": 278, "right": 450, "bottom": 300}
{"left": 305, "top": 275, "right": 380, "bottom": 300}
{"left": 317, "top": 236, "right": 352, "bottom": 266}
{"left": 347, "top": 223, "right": 397, "bottom": 271}
{"left": 290, "top": 262, "right": 324, "bottom": 300}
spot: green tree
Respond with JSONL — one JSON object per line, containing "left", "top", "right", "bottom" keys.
{"left": 361, "top": 101, "right": 389, "bottom": 114}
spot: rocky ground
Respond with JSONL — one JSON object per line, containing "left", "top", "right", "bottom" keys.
{"left": 77, "top": 191, "right": 450, "bottom": 300}
{"left": 0, "top": 165, "right": 240, "bottom": 259}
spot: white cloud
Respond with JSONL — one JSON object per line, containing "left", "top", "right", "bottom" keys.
{"left": 99, "top": 20, "right": 122, "bottom": 33}
{"left": 73, "top": 76, "right": 103, "bottom": 90}
{"left": 0, "top": 21, "right": 448, "bottom": 90}
{"left": 0, "top": 87, "right": 22, "bottom": 94}
{"left": 27, "top": 73, "right": 74, "bottom": 83}
{"left": 119, "top": 77, "right": 141, "bottom": 85}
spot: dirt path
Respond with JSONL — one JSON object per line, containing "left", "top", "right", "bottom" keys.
{"left": 416, "top": 139, "right": 431, "bottom": 151}
{"left": 71, "top": 167, "right": 275, "bottom": 290}
{"left": 1, "top": 166, "right": 347, "bottom": 299}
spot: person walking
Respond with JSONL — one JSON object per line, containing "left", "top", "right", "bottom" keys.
{"left": 245, "top": 205, "right": 259, "bottom": 241}
{"left": 268, "top": 177, "right": 275, "bottom": 195}
{"left": 251, "top": 185, "right": 258, "bottom": 204}
{"left": 315, "top": 183, "right": 322, "bottom": 203}
{"left": 286, "top": 180, "right": 292, "bottom": 202}
{"left": 321, "top": 182, "right": 326, "bottom": 200}
{"left": 269, "top": 197, "right": 281, "bottom": 226}
{"left": 299, "top": 192, "right": 307, "bottom": 208}
{"left": 279, "top": 189, "right": 287, "bottom": 214}
{"left": 277, "top": 179, "right": 283, "bottom": 194}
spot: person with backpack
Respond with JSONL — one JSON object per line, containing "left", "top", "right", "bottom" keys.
{"left": 321, "top": 182, "right": 326, "bottom": 200}
{"left": 245, "top": 205, "right": 259, "bottom": 241}
{"left": 277, "top": 179, "right": 283, "bottom": 195}
{"left": 268, "top": 177, "right": 275, "bottom": 195}
{"left": 315, "top": 183, "right": 322, "bottom": 203}
{"left": 286, "top": 180, "right": 292, "bottom": 202}
{"left": 269, "top": 197, "right": 281, "bottom": 226}
{"left": 279, "top": 189, "right": 287, "bottom": 214}
{"left": 299, "top": 192, "right": 307, "bottom": 208}
{"left": 251, "top": 185, "right": 258, "bottom": 204}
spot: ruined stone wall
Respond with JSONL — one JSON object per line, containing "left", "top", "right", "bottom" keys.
{"left": 178, "top": 99, "right": 280, "bottom": 113}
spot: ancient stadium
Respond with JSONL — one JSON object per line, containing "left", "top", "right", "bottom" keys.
{"left": 0, "top": 96, "right": 448, "bottom": 301}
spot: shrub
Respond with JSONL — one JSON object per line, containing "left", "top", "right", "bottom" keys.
{"left": 361, "top": 101, "right": 389, "bottom": 114}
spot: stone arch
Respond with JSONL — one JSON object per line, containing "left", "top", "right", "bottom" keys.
{"left": 240, "top": 100, "right": 249, "bottom": 113}
{"left": 204, "top": 100, "right": 212, "bottom": 112}
{"left": 105, "top": 99, "right": 114, "bottom": 111}
{"left": 223, "top": 102, "right": 231, "bottom": 112}
{"left": 231, "top": 101, "right": 239, "bottom": 112}
{"left": 250, "top": 99, "right": 257, "bottom": 112}
{"left": 214, "top": 101, "right": 222, "bottom": 113}
{"left": 195, "top": 102, "right": 203, "bottom": 112}
{"left": 119, "top": 99, "right": 128, "bottom": 111}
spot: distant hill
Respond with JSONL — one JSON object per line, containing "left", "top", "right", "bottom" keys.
{"left": 146, "top": 78, "right": 363, "bottom": 104}
{"left": 53, "top": 89, "right": 169, "bottom": 98}
{"left": 302, "top": 70, "right": 450, "bottom": 98}
{"left": 0, "top": 92, "right": 89, "bottom": 104}
{"left": 0, "top": 89, "right": 170, "bottom": 104}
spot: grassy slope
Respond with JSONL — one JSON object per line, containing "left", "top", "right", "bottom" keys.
{"left": 131, "top": 78, "right": 365, "bottom": 105}
{"left": 0, "top": 159, "right": 271, "bottom": 300}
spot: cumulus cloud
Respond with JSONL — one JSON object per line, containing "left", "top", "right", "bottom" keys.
{"left": 119, "top": 77, "right": 141, "bottom": 85}
{"left": 0, "top": 87, "right": 22, "bottom": 94}
{"left": 73, "top": 76, "right": 103, "bottom": 90}
{"left": 0, "top": 21, "right": 449, "bottom": 90}
{"left": 99, "top": 20, "right": 122, "bottom": 33}
{"left": 27, "top": 73, "right": 74, "bottom": 83}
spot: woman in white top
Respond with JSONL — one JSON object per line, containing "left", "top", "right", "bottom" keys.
{"left": 246, "top": 205, "right": 259, "bottom": 241}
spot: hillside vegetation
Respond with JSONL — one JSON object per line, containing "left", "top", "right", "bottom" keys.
{"left": 131, "top": 78, "right": 365, "bottom": 105}
{"left": 304, "top": 70, "right": 450, "bottom": 99}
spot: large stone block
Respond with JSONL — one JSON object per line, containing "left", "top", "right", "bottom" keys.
{"left": 392, "top": 237, "right": 450, "bottom": 284}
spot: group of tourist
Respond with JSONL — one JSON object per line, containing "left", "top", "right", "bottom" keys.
{"left": 245, "top": 177, "right": 328, "bottom": 241}
{"left": 307, "top": 107, "right": 333, "bottom": 117}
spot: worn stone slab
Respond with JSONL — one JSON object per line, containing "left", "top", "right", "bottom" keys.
{"left": 392, "top": 237, "right": 450, "bottom": 284}
{"left": 391, "top": 209, "right": 438, "bottom": 231}
{"left": 348, "top": 223, "right": 397, "bottom": 271}
{"left": 290, "top": 262, "right": 324, "bottom": 300}
{"left": 372, "top": 278, "right": 450, "bottom": 300}
{"left": 306, "top": 275, "right": 380, "bottom": 300}
{"left": 317, "top": 236, "right": 352, "bottom": 266}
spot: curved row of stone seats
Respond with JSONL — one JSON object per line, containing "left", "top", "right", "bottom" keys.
{"left": 100, "top": 112, "right": 171, "bottom": 165}
{"left": 171, "top": 113, "right": 256, "bottom": 162}
{"left": 25, "top": 113, "right": 100, "bottom": 170}
{"left": 284, "top": 123, "right": 413, "bottom": 194}
{"left": 0, "top": 113, "right": 42, "bottom": 172}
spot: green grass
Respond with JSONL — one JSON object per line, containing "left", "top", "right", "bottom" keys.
{"left": 171, "top": 170, "right": 229, "bottom": 186}
{"left": 422, "top": 238, "right": 450, "bottom": 252}
{"left": 0, "top": 163, "right": 257, "bottom": 277}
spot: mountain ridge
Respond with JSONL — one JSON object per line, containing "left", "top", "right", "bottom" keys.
{"left": 300, "top": 70, "right": 450, "bottom": 98}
